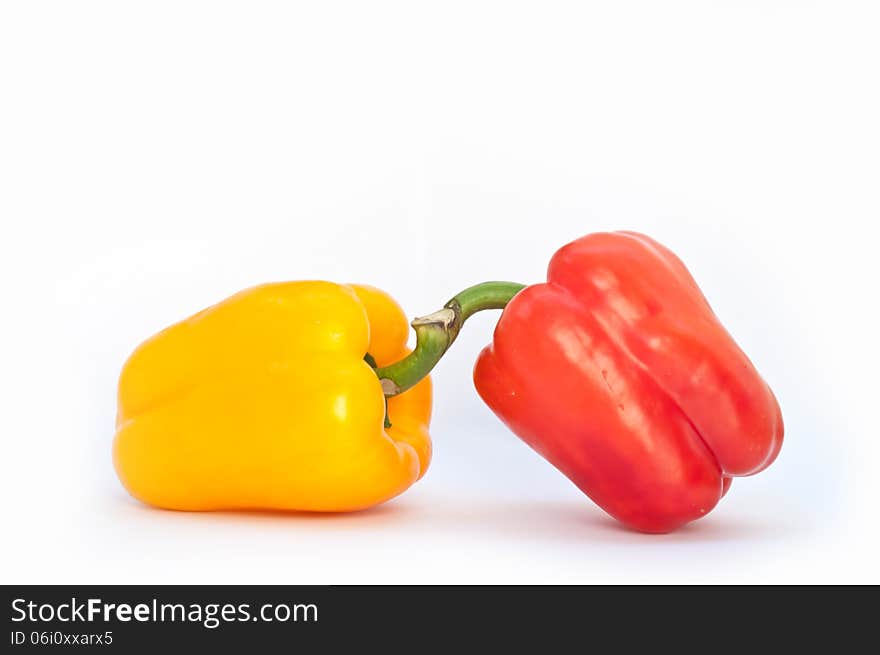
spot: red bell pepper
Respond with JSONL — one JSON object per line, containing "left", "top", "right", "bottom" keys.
{"left": 472, "top": 231, "right": 783, "bottom": 533}
{"left": 374, "top": 230, "right": 783, "bottom": 533}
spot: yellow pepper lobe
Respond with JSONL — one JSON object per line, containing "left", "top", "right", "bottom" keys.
{"left": 113, "top": 281, "right": 432, "bottom": 512}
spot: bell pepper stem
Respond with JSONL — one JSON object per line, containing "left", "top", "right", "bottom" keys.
{"left": 375, "top": 281, "right": 525, "bottom": 397}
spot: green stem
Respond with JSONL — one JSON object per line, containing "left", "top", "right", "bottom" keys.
{"left": 374, "top": 281, "right": 525, "bottom": 397}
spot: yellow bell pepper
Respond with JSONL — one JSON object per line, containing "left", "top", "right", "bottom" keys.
{"left": 113, "top": 281, "right": 432, "bottom": 512}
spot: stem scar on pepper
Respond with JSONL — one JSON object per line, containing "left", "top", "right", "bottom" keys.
{"left": 374, "top": 282, "right": 525, "bottom": 398}
{"left": 363, "top": 352, "right": 392, "bottom": 428}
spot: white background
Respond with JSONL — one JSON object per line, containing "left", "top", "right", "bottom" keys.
{"left": 1, "top": 1, "right": 878, "bottom": 584}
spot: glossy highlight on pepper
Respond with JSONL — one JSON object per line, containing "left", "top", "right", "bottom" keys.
{"left": 473, "top": 231, "right": 783, "bottom": 533}
{"left": 113, "top": 281, "right": 431, "bottom": 512}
